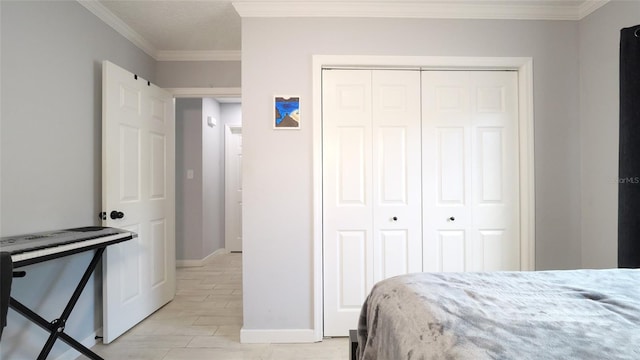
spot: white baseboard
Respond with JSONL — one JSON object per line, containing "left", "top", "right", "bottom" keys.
{"left": 240, "top": 328, "right": 318, "bottom": 344}
{"left": 54, "top": 329, "right": 100, "bottom": 360}
{"left": 176, "top": 248, "right": 229, "bottom": 267}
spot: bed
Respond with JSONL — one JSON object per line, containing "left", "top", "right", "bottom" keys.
{"left": 357, "top": 269, "right": 640, "bottom": 360}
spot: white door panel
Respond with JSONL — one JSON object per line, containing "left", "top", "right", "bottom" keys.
{"left": 371, "top": 71, "right": 422, "bottom": 283}
{"left": 323, "top": 70, "right": 373, "bottom": 336}
{"left": 337, "top": 231, "right": 369, "bottom": 309}
{"left": 377, "top": 230, "right": 409, "bottom": 279}
{"left": 439, "top": 230, "right": 466, "bottom": 272}
{"left": 102, "top": 61, "right": 175, "bottom": 343}
{"left": 323, "top": 69, "right": 421, "bottom": 336}
{"left": 422, "top": 71, "right": 519, "bottom": 273}
{"left": 437, "top": 127, "right": 467, "bottom": 204}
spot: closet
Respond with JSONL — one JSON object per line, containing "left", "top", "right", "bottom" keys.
{"left": 322, "top": 68, "right": 521, "bottom": 336}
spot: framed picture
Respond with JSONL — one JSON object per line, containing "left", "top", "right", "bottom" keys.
{"left": 274, "top": 96, "right": 300, "bottom": 129}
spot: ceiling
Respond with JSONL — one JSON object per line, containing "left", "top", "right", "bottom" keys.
{"left": 83, "top": 0, "right": 608, "bottom": 61}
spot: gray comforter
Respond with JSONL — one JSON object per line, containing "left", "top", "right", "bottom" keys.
{"left": 357, "top": 269, "right": 640, "bottom": 360}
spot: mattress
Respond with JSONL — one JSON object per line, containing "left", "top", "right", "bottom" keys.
{"left": 357, "top": 269, "right": 640, "bottom": 360}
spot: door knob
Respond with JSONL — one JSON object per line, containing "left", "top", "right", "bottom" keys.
{"left": 448, "top": 216, "right": 455, "bottom": 222}
{"left": 392, "top": 216, "right": 398, "bottom": 221}
{"left": 110, "top": 211, "right": 125, "bottom": 220}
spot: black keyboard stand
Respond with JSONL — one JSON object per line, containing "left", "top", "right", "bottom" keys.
{"left": 9, "top": 247, "right": 105, "bottom": 360}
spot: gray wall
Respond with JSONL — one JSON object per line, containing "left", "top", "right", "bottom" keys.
{"left": 175, "top": 98, "right": 226, "bottom": 261}
{"left": 0, "top": 0, "right": 156, "bottom": 358}
{"left": 156, "top": 61, "right": 241, "bottom": 88}
{"left": 579, "top": 0, "right": 640, "bottom": 268}
{"left": 202, "top": 98, "right": 225, "bottom": 256}
{"left": 241, "top": 17, "right": 581, "bottom": 331}
{"left": 221, "top": 103, "right": 243, "bottom": 127}
{"left": 176, "top": 98, "right": 204, "bottom": 260}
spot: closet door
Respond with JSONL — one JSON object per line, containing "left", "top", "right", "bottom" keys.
{"left": 371, "top": 71, "right": 422, "bottom": 281}
{"left": 323, "top": 70, "right": 373, "bottom": 337}
{"left": 422, "top": 71, "right": 520, "bottom": 272}
{"left": 323, "top": 69, "right": 421, "bottom": 336}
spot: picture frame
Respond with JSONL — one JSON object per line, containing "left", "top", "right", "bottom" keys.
{"left": 274, "top": 96, "right": 300, "bottom": 129}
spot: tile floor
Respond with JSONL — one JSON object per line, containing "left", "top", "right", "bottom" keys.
{"left": 81, "top": 253, "right": 348, "bottom": 360}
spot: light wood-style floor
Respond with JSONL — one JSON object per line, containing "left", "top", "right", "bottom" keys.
{"left": 81, "top": 253, "right": 348, "bottom": 359}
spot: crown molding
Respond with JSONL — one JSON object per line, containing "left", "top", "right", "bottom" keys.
{"left": 77, "top": 0, "right": 158, "bottom": 58}
{"left": 156, "top": 50, "right": 242, "bottom": 62}
{"left": 579, "top": 0, "right": 610, "bottom": 19}
{"left": 233, "top": 1, "right": 610, "bottom": 21}
{"left": 78, "top": 1, "right": 242, "bottom": 62}
{"left": 80, "top": 0, "right": 611, "bottom": 63}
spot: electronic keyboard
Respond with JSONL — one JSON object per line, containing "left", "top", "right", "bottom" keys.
{"left": 0, "top": 226, "right": 136, "bottom": 360}
{"left": 1, "top": 226, "right": 135, "bottom": 267}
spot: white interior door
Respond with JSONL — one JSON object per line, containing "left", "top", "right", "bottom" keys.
{"left": 422, "top": 70, "right": 520, "bottom": 272}
{"left": 323, "top": 69, "right": 421, "bottom": 336}
{"left": 225, "top": 125, "right": 243, "bottom": 252}
{"left": 102, "top": 60, "right": 176, "bottom": 343}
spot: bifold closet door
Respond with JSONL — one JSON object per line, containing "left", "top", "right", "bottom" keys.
{"left": 323, "top": 69, "right": 422, "bottom": 336}
{"left": 422, "top": 71, "right": 520, "bottom": 272}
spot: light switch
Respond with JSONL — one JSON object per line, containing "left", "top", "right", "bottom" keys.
{"left": 207, "top": 116, "right": 216, "bottom": 127}
{"left": 187, "top": 169, "right": 194, "bottom": 179}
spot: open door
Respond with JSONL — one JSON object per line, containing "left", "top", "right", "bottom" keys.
{"left": 101, "top": 61, "right": 176, "bottom": 343}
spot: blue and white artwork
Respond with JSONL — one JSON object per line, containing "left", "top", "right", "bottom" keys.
{"left": 274, "top": 96, "right": 300, "bottom": 129}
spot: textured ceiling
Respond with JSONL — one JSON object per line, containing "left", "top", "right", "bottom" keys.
{"left": 98, "top": 0, "right": 241, "bottom": 51}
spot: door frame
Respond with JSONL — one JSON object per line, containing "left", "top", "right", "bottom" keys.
{"left": 169, "top": 87, "right": 241, "bottom": 267}
{"left": 311, "top": 55, "right": 536, "bottom": 341}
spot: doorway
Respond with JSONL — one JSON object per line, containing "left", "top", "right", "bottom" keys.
{"left": 174, "top": 97, "right": 242, "bottom": 266}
